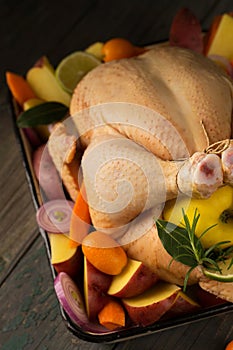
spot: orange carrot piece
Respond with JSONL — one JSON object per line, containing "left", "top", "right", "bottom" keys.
{"left": 6, "top": 71, "right": 37, "bottom": 107}
{"left": 98, "top": 300, "right": 125, "bottom": 330}
{"left": 69, "top": 182, "right": 91, "bottom": 247}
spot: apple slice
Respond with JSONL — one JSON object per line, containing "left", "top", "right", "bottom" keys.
{"left": 23, "top": 97, "right": 44, "bottom": 110}
{"left": 26, "top": 56, "right": 71, "bottom": 107}
{"left": 49, "top": 233, "right": 83, "bottom": 281}
{"left": 84, "top": 257, "right": 112, "bottom": 321}
{"left": 108, "top": 258, "right": 158, "bottom": 298}
{"left": 122, "top": 282, "right": 180, "bottom": 326}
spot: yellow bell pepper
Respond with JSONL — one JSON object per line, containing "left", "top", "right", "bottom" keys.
{"left": 163, "top": 185, "right": 233, "bottom": 248}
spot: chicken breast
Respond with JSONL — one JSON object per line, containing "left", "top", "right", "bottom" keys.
{"left": 70, "top": 45, "right": 233, "bottom": 160}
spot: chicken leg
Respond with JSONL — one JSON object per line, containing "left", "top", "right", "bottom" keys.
{"left": 81, "top": 133, "right": 223, "bottom": 233}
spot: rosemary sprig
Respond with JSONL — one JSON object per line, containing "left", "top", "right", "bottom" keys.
{"left": 155, "top": 209, "right": 233, "bottom": 291}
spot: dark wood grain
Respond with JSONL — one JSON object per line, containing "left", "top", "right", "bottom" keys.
{"left": 0, "top": 100, "right": 39, "bottom": 284}
{"left": 1, "top": 1, "right": 233, "bottom": 349}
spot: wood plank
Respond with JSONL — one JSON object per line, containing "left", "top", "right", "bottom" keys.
{"left": 117, "top": 312, "right": 233, "bottom": 350}
{"left": 0, "top": 237, "right": 116, "bottom": 350}
{"left": 0, "top": 101, "right": 39, "bottom": 282}
{"left": 0, "top": 1, "right": 97, "bottom": 84}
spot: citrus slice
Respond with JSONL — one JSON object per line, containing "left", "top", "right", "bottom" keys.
{"left": 55, "top": 51, "right": 101, "bottom": 94}
{"left": 203, "top": 258, "right": 233, "bottom": 282}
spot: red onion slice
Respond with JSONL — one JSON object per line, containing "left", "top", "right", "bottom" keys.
{"left": 54, "top": 272, "right": 108, "bottom": 333}
{"left": 36, "top": 199, "right": 74, "bottom": 233}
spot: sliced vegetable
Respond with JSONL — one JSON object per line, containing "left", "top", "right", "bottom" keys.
{"left": 69, "top": 182, "right": 91, "bottom": 247}
{"left": 36, "top": 199, "right": 74, "bottom": 233}
{"left": 54, "top": 272, "right": 89, "bottom": 325}
{"left": 32, "top": 144, "right": 65, "bottom": 200}
{"left": 98, "top": 300, "right": 126, "bottom": 330}
{"left": 17, "top": 101, "right": 68, "bottom": 128}
{"left": 6, "top": 71, "right": 37, "bottom": 107}
{"left": 54, "top": 272, "right": 107, "bottom": 332}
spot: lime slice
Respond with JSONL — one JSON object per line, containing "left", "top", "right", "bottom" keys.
{"left": 55, "top": 51, "right": 101, "bottom": 94}
{"left": 203, "top": 258, "right": 233, "bottom": 282}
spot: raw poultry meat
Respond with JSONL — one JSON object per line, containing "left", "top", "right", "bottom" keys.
{"left": 68, "top": 45, "right": 233, "bottom": 231}
{"left": 48, "top": 45, "right": 233, "bottom": 301}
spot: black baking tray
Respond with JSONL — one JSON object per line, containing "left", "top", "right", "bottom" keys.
{"left": 9, "top": 90, "right": 233, "bottom": 344}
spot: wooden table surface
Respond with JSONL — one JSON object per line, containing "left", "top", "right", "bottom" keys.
{"left": 1, "top": 1, "right": 233, "bottom": 349}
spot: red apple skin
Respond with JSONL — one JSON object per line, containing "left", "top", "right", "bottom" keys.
{"left": 164, "top": 292, "right": 200, "bottom": 318}
{"left": 123, "top": 293, "right": 178, "bottom": 326}
{"left": 196, "top": 287, "right": 227, "bottom": 308}
{"left": 109, "top": 263, "right": 159, "bottom": 298}
{"left": 52, "top": 246, "right": 83, "bottom": 282}
{"left": 33, "top": 56, "right": 52, "bottom": 69}
{"left": 85, "top": 259, "right": 113, "bottom": 321}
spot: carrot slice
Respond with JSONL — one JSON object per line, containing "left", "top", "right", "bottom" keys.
{"left": 69, "top": 182, "right": 91, "bottom": 247}
{"left": 98, "top": 300, "right": 125, "bottom": 330}
{"left": 6, "top": 71, "right": 37, "bottom": 107}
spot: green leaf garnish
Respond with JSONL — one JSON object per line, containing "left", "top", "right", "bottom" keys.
{"left": 155, "top": 208, "right": 233, "bottom": 291}
{"left": 17, "top": 102, "right": 68, "bottom": 127}
{"left": 156, "top": 219, "right": 200, "bottom": 267}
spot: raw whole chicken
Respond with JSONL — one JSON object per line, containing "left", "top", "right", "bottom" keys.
{"left": 48, "top": 45, "right": 233, "bottom": 302}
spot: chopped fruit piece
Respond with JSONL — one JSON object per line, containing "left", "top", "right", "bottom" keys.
{"left": 55, "top": 51, "right": 101, "bottom": 94}
{"left": 122, "top": 282, "right": 180, "bottom": 326}
{"left": 169, "top": 7, "right": 203, "bottom": 53}
{"left": 26, "top": 56, "right": 71, "bottom": 106}
{"left": 85, "top": 42, "right": 104, "bottom": 60}
{"left": 23, "top": 97, "right": 44, "bottom": 111}
{"left": 206, "top": 14, "right": 233, "bottom": 60}
{"left": 49, "top": 233, "right": 83, "bottom": 280}
{"left": 108, "top": 258, "right": 158, "bottom": 298}
{"left": 84, "top": 257, "right": 112, "bottom": 320}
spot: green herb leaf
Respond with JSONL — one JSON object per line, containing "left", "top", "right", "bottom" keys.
{"left": 156, "top": 219, "right": 199, "bottom": 267}
{"left": 17, "top": 102, "right": 68, "bottom": 127}
{"left": 155, "top": 208, "right": 233, "bottom": 288}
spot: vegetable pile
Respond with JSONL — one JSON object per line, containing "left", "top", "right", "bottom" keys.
{"left": 6, "top": 7, "right": 233, "bottom": 335}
